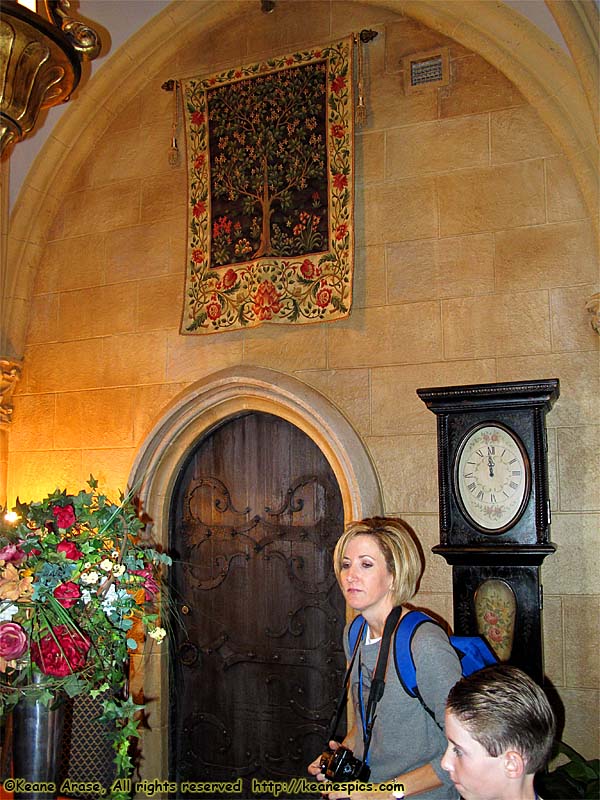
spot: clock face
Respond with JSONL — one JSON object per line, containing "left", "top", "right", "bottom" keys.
{"left": 455, "top": 423, "right": 530, "bottom": 533}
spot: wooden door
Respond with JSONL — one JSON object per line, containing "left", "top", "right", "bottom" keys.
{"left": 169, "top": 412, "right": 346, "bottom": 798}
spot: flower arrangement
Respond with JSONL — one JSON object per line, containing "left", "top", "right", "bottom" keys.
{"left": 0, "top": 477, "right": 172, "bottom": 789}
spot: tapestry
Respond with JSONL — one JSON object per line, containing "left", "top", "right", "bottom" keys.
{"left": 180, "top": 37, "right": 354, "bottom": 334}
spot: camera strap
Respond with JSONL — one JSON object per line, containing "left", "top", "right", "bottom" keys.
{"left": 325, "top": 606, "right": 403, "bottom": 761}
{"left": 359, "top": 605, "right": 402, "bottom": 765}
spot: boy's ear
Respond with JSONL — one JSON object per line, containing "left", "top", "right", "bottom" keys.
{"left": 503, "top": 750, "right": 526, "bottom": 779}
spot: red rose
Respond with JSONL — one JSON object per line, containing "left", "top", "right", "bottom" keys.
{"left": 191, "top": 111, "right": 205, "bottom": 126}
{"left": 488, "top": 626, "right": 503, "bottom": 643}
{"left": 316, "top": 285, "right": 332, "bottom": 308}
{"left": 52, "top": 504, "right": 76, "bottom": 529}
{"left": 53, "top": 581, "right": 81, "bottom": 609}
{"left": 31, "top": 625, "right": 91, "bottom": 677}
{"left": 300, "top": 259, "right": 315, "bottom": 279}
{"left": 0, "top": 621, "right": 28, "bottom": 660}
{"left": 57, "top": 540, "right": 83, "bottom": 560}
{"left": 331, "top": 124, "right": 345, "bottom": 139}
{"left": 252, "top": 280, "right": 282, "bottom": 321}
{"left": 221, "top": 268, "right": 237, "bottom": 289}
{"left": 333, "top": 173, "right": 348, "bottom": 190}
{"left": 335, "top": 223, "right": 348, "bottom": 241}
{"left": 206, "top": 298, "right": 222, "bottom": 320}
{"left": 331, "top": 75, "right": 347, "bottom": 95}
{"left": 484, "top": 611, "right": 499, "bottom": 625}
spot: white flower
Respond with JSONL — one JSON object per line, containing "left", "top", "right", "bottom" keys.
{"left": 148, "top": 626, "right": 167, "bottom": 643}
{"left": 101, "top": 584, "right": 118, "bottom": 613}
{"left": 99, "top": 558, "right": 113, "bottom": 572}
{"left": 81, "top": 570, "right": 100, "bottom": 585}
{"left": 81, "top": 589, "right": 92, "bottom": 605}
{"left": 0, "top": 603, "right": 18, "bottom": 621}
{"left": 112, "top": 564, "right": 126, "bottom": 578}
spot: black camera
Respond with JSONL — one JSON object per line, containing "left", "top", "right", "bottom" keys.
{"left": 319, "top": 745, "right": 371, "bottom": 782}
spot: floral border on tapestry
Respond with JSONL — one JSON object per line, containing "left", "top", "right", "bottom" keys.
{"left": 180, "top": 37, "right": 354, "bottom": 334}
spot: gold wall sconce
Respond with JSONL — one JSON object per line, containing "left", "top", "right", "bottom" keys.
{"left": 0, "top": 0, "right": 101, "bottom": 157}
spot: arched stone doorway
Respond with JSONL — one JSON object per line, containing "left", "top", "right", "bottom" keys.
{"left": 128, "top": 366, "right": 382, "bottom": 780}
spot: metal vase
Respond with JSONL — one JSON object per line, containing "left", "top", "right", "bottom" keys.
{"left": 12, "top": 688, "right": 65, "bottom": 800}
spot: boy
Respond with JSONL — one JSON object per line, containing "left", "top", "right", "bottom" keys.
{"left": 442, "top": 664, "right": 556, "bottom": 800}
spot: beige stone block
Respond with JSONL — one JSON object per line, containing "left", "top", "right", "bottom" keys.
{"left": 563, "top": 596, "right": 600, "bottom": 689}
{"left": 353, "top": 245, "right": 387, "bottom": 308}
{"left": 90, "top": 123, "right": 173, "bottom": 187}
{"left": 105, "top": 220, "right": 185, "bottom": 283}
{"left": 367, "top": 433, "right": 438, "bottom": 512}
{"left": 97, "top": 331, "right": 168, "bottom": 387}
{"left": 491, "top": 105, "right": 560, "bottom": 164}
{"left": 443, "top": 291, "right": 551, "bottom": 359}
{"left": 81, "top": 448, "right": 136, "bottom": 500}
{"left": 355, "top": 131, "right": 385, "bottom": 185}
{"left": 166, "top": 331, "right": 243, "bottom": 383}
{"left": 7, "top": 450, "right": 83, "bottom": 506}
{"left": 368, "top": 72, "right": 438, "bottom": 132}
{"left": 437, "top": 161, "right": 546, "bottom": 236}
{"left": 332, "top": 5, "right": 398, "bottom": 47}
{"left": 329, "top": 302, "right": 442, "bottom": 368}
{"left": 547, "top": 427, "right": 559, "bottom": 513}
{"left": 137, "top": 276, "right": 184, "bottom": 332}
{"left": 132, "top": 383, "right": 189, "bottom": 445}
{"left": 111, "top": 94, "right": 142, "bottom": 134}
{"left": 384, "top": 17, "right": 472, "bottom": 66}
{"left": 293, "top": 368, "right": 371, "bottom": 436}
{"left": 37, "top": 234, "right": 107, "bottom": 294}
{"left": 412, "top": 593, "right": 454, "bottom": 632}
{"left": 138, "top": 83, "right": 172, "bottom": 130}
{"left": 140, "top": 172, "right": 187, "bottom": 224}
{"left": 58, "top": 283, "right": 138, "bottom": 340}
{"left": 54, "top": 389, "right": 136, "bottom": 449}
{"left": 496, "top": 352, "right": 599, "bottom": 428}
{"left": 23, "top": 339, "right": 105, "bottom": 393}
{"left": 439, "top": 55, "right": 525, "bottom": 118}
{"left": 243, "top": 323, "right": 328, "bottom": 372}
{"left": 61, "top": 182, "right": 141, "bottom": 237}
{"left": 387, "top": 234, "right": 495, "bottom": 303}
{"left": 541, "top": 595, "right": 564, "bottom": 687}
{"left": 551, "top": 284, "right": 600, "bottom": 352}
{"left": 558, "top": 688, "right": 600, "bottom": 760}
{"left": 557, "top": 427, "right": 600, "bottom": 512}
{"left": 27, "top": 293, "right": 59, "bottom": 344}
{"left": 244, "top": 1, "right": 330, "bottom": 58}
{"left": 360, "top": 178, "right": 437, "bottom": 247}
{"left": 9, "top": 394, "right": 56, "bottom": 452}
{"left": 386, "top": 115, "right": 489, "bottom": 180}
{"left": 546, "top": 156, "right": 590, "bottom": 223}
{"left": 543, "top": 514, "right": 599, "bottom": 595}
{"left": 495, "top": 221, "right": 598, "bottom": 292}
{"left": 403, "top": 514, "right": 453, "bottom": 595}
{"left": 372, "top": 359, "right": 496, "bottom": 436}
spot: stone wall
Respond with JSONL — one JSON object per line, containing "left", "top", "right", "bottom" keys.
{"left": 7, "top": 1, "right": 599, "bottom": 759}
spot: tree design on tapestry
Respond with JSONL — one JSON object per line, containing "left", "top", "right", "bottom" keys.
{"left": 181, "top": 37, "right": 354, "bottom": 334}
{"left": 209, "top": 62, "right": 328, "bottom": 264}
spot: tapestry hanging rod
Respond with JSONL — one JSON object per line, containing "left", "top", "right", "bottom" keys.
{"left": 160, "top": 29, "right": 378, "bottom": 92}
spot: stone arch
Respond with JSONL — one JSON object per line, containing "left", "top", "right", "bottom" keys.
{"left": 129, "top": 365, "right": 383, "bottom": 548}
{"left": 5, "top": 0, "right": 598, "bottom": 358}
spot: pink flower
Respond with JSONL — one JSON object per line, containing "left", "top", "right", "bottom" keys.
{"left": 484, "top": 611, "right": 499, "bottom": 625}
{"left": 57, "top": 541, "right": 83, "bottom": 560}
{"left": 0, "top": 543, "right": 26, "bottom": 564}
{"left": 53, "top": 581, "right": 81, "bottom": 609}
{"left": 488, "top": 626, "right": 503, "bottom": 643}
{"left": 53, "top": 504, "right": 76, "bottom": 529}
{"left": 131, "top": 567, "right": 159, "bottom": 601}
{"left": 0, "top": 621, "right": 28, "bottom": 661}
{"left": 31, "top": 625, "right": 91, "bottom": 677}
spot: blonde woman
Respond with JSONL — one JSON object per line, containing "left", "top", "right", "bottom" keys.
{"left": 308, "top": 517, "right": 461, "bottom": 800}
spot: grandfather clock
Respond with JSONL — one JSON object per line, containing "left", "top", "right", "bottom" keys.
{"left": 416, "top": 379, "right": 559, "bottom": 683}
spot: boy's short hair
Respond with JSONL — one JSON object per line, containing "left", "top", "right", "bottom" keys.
{"left": 446, "top": 664, "right": 556, "bottom": 774}
{"left": 333, "top": 517, "right": 422, "bottom": 607}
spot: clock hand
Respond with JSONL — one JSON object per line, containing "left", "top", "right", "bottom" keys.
{"left": 487, "top": 455, "right": 495, "bottom": 477}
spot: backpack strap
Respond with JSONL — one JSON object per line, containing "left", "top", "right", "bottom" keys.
{"left": 393, "top": 609, "right": 436, "bottom": 698}
{"left": 347, "top": 613, "right": 367, "bottom": 655}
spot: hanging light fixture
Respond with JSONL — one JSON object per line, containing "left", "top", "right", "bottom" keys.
{"left": 0, "top": 0, "right": 101, "bottom": 157}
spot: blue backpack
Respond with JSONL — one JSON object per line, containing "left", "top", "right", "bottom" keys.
{"left": 347, "top": 609, "right": 497, "bottom": 712}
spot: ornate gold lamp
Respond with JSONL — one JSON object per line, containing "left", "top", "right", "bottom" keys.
{"left": 0, "top": 0, "right": 101, "bottom": 157}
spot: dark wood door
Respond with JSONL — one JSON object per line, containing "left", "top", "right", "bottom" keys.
{"left": 169, "top": 412, "right": 346, "bottom": 798}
